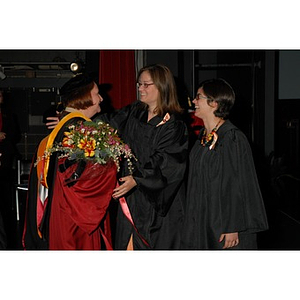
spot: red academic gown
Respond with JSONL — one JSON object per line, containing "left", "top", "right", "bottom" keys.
{"left": 49, "top": 159, "right": 117, "bottom": 250}
{"left": 23, "top": 112, "right": 117, "bottom": 250}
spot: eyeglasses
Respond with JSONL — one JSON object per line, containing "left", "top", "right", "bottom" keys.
{"left": 137, "top": 82, "right": 155, "bottom": 89}
{"left": 195, "top": 93, "right": 209, "bottom": 100}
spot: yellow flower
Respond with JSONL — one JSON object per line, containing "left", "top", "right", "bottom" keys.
{"left": 78, "top": 138, "right": 96, "bottom": 158}
{"left": 62, "top": 137, "right": 74, "bottom": 148}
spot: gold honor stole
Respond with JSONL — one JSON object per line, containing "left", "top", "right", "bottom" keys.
{"left": 35, "top": 112, "right": 91, "bottom": 236}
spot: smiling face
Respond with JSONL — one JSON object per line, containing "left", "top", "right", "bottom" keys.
{"left": 137, "top": 71, "right": 159, "bottom": 109}
{"left": 192, "top": 87, "right": 215, "bottom": 119}
{"left": 84, "top": 83, "right": 103, "bottom": 118}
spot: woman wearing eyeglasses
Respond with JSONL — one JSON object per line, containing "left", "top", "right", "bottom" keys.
{"left": 101, "top": 64, "right": 189, "bottom": 250}
{"left": 46, "top": 64, "right": 189, "bottom": 250}
{"left": 181, "top": 78, "right": 268, "bottom": 250}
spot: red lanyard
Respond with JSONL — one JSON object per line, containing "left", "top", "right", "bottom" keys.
{"left": 117, "top": 185, "right": 150, "bottom": 248}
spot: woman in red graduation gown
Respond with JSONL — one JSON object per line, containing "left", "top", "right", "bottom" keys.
{"left": 23, "top": 73, "right": 117, "bottom": 250}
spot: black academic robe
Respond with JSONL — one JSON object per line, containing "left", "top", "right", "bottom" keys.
{"left": 97, "top": 101, "right": 189, "bottom": 249}
{"left": 181, "top": 120, "right": 268, "bottom": 250}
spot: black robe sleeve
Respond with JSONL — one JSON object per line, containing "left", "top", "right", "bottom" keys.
{"left": 219, "top": 129, "right": 269, "bottom": 234}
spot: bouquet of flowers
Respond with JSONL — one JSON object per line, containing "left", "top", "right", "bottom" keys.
{"left": 43, "top": 120, "right": 136, "bottom": 174}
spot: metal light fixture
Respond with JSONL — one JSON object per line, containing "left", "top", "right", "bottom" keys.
{"left": 70, "top": 60, "right": 83, "bottom": 73}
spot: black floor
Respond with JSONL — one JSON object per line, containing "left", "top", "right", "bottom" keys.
{"left": 258, "top": 206, "right": 300, "bottom": 250}
{"left": 1, "top": 191, "right": 26, "bottom": 250}
{"left": 1, "top": 199, "right": 300, "bottom": 251}
{"left": 1, "top": 178, "right": 300, "bottom": 250}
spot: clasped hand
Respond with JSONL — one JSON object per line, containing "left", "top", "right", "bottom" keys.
{"left": 112, "top": 176, "right": 137, "bottom": 199}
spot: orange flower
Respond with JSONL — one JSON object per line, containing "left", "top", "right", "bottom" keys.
{"left": 78, "top": 138, "right": 96, "bottom": 157}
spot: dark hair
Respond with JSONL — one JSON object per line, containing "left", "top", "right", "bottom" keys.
{"left": 137, "top": 64, "right": 183, "bottom": 116}
{"left": 198, "top": 78, "right": 235, "bottom": 119}
{"left": 60, "top": 73, "right": 95, "bottom": 110}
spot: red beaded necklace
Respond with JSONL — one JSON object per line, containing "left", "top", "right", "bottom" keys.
{"left": 200, "top": 119, "right": 222, "bottom": 148}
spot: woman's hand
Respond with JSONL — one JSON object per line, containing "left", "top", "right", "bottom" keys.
{"left": 219, "top": 232, "right": 239, "bottom": 249}
{"left": 112, "top": 175, "right": 137, "bottom": 199}
{"left": 46, "top": 116, "right": 59, "bottom": 129}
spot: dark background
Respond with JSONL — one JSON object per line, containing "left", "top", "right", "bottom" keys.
{"left": 0, "top": 49, "right": 299, "bottom": 250}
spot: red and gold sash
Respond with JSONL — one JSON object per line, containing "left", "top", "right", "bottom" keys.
{"left": 35, "top": 112, "right": 90, "bottom": 235}
{"left": 36, "top": 112, "right": 91, "bottom": 189}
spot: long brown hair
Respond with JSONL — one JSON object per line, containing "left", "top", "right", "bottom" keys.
{"left": 137, "top": 64, "right": 183, "bottom": 116}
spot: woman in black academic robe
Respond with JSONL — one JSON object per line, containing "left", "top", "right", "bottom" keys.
{"left": 98, "top": 64, "right": 189, "bottom": 250}
{"left": 181, "top": 79, "right": 268, "bottom": 250}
